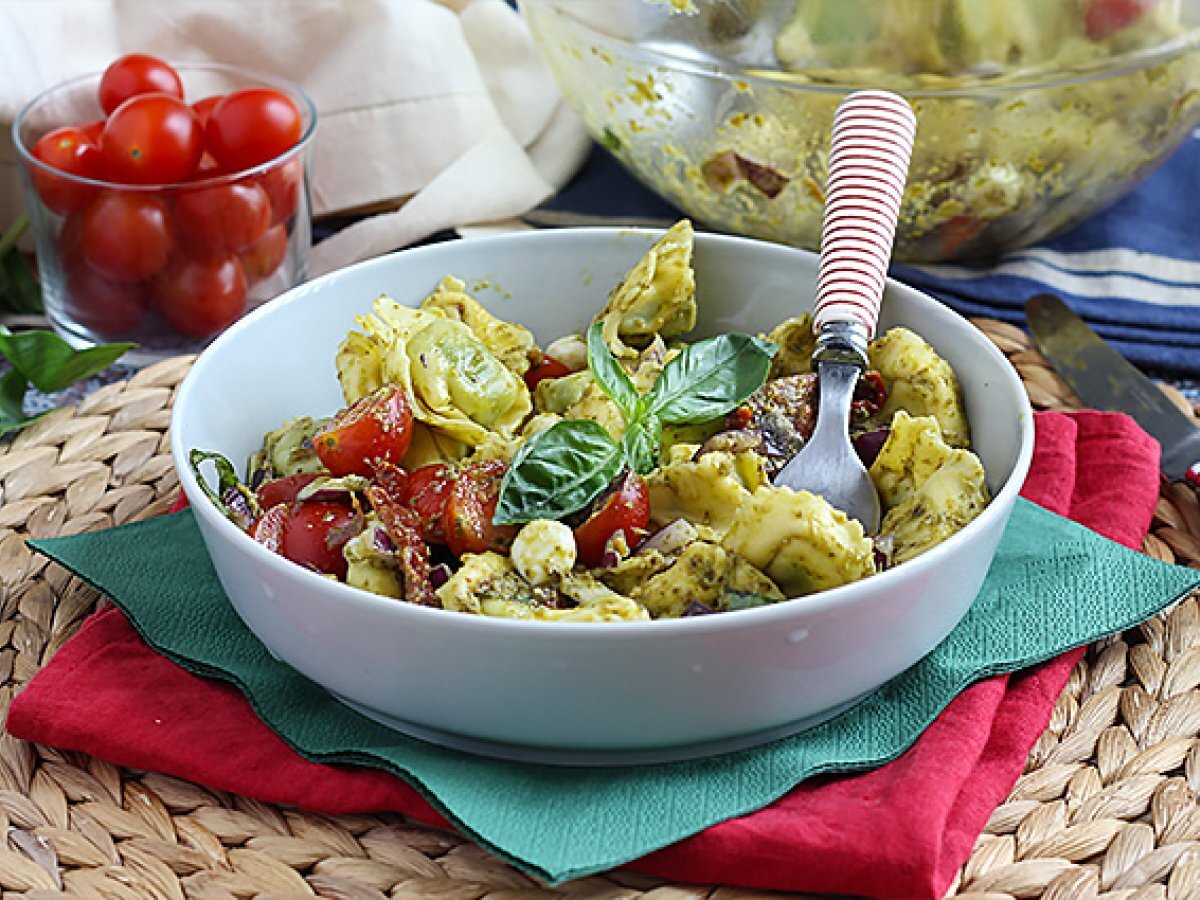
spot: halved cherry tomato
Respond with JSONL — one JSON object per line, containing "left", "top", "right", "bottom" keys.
{"left": 443, "top": 459, "right": 519, "bottom": 557}
{"left": 98, "top": 53, "right": 184, "bottom": 115}
{"left": 523, "top": 355, "right": 572, "bottom": 390}
{"left": 256, "top": 472, "right": 322, "bottom": 509}
{"left": 29, "top": 127, "right": 105, "bottom": 215}
{"left": 154, "top": 250, "right": 248, "bottom": 336}
{"left": 238, "top": 223, "right": 288, "bottom": 284}
{"left": 206, "top": 88, "right": 303, "bottom": 171}
{"left": 252, "top": 501, "right": 361, "bottom": 579}
{"left": 80, "top": 191, "right": 173, "bottom": 282}
{"left": 173, "top": 180, "right": 271, "bottom": 251}
{"left": 574, "top": 470, "right": 650, "bottom": 568}
{"left": 312, "top": 385, "right": 414, "bottom": 477}
{"left": 1084, "top": 0, "right": 1155, "bottom": 40}
{"left": 101, "top": 93, "right": 203, "bottom": 184}
{"left": 403, "top": 463, "right": 456, "bottom": 544}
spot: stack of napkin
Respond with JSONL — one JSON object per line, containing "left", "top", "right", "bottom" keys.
{"left": 10, "top": 410, "right": 1200, "bottom": 896}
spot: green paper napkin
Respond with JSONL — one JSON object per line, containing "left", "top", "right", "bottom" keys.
{"left": 26, "top": 499, "right": 1200, "bottom": 884}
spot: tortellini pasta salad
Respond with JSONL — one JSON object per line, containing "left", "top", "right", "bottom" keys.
{"left": 193, "top": 220, "right": 989, "bottom": 623}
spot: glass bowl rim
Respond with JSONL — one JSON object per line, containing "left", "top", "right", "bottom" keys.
{"left": 521, "top": 0, "right": 1200, "bottom": 97}
{"left": 12, "top": 60, "right": 318, "bottom": 193}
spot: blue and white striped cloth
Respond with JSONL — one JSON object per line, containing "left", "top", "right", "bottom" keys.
{"left": 894, "top": 129, "right": 1200, "bottom": 376}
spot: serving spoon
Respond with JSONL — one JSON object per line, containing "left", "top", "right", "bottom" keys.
{"left": 772, "top": 90, "right": 917, "bottom": 534}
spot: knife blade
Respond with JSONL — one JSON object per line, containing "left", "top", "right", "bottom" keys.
{"left": 1025, "top": 293, "right": 1200, "bottom": 487}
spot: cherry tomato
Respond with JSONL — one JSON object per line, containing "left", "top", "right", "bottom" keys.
{"left": 313, "top": 385, "right": 414, "bottom": 477}
{"left": 238, "top": 223, "right": 288, "bottom": 284}
{"left": 256, "top": 472, "right": 322, "bottom": 509}
{"left": 523, "top": 355, "right": 572, "bottom": 390}
{"left": 191, "top": 94, "right": 224, "bottom": 129}
{"left": 443, "top": 459, "right": 519, "bottom": 557}
{"left": 252, "top": 501, "right": 360, "bottom": 579}
{"left": 189, "top": 153, "right": 224, "bottom": 181}
{"left": 154, "top": 250, "right": 248, "bottom": 336}
{"left": 79, "top": 120, "right": 105, "bottom": 144}
{"left": 98, "top": 53, "right": 184, "bottom": 115}
{"left": 174, "top": 180, "right": 271, "bottom": 251}
{"left": 101, "top": 94, "right": 203, "bottom": 184}
{"left": 258, "top": 157, "right": 303, "bottom": 224}
{"left": 206, "top": 88, "right": 303, "bottom": 171}
{"left": 80, "top": 191, "right": 173, "bottom": 282}
{"left": 29, "top": 127, "right": 105, "bottom": 215}
{"left": 63, "top": 255, "right": 151, "bottom": 336}
{"left": 1085, "top": 0, "right": 1155, "bottom": 39}
{"left": 403, "top": 463, "right": 456, "bottom": 544}
{"left": 574, "top": 470, "right": 650, "bottom": 568}
{"left": 937, "top": 214, "right": 986, "bottom": 258}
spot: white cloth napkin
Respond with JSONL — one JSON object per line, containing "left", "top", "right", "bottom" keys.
{"left": 0, "top": 0, "right": 590, "bottom": 276}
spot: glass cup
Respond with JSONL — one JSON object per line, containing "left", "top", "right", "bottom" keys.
{"left": 13, "top": 63, "right": 317, "bottom": 365}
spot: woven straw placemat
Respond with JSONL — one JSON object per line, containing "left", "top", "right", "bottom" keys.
{"left": 0, "top": 324, "right": 1198, "bottom": 899}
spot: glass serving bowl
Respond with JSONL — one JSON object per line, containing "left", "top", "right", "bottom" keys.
{"left": 522, "top": 0, "right": 1200, "bottom": 262}
{"left": 13, "top": 63, "right": 316, "bottom": 364}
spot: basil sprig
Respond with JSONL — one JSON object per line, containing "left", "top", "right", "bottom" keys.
{"left": 495, "top": 323, "right": 776, "bottom": 525}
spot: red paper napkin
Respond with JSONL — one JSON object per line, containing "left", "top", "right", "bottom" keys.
{"left": 7, "top": 411, "right": 1162, "bottom": 897}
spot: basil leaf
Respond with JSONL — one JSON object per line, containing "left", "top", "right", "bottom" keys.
{"left": 621, "top": 412, "right": 661, "bottom": 475}
{"left": 0, "top": 216, "right": 43, "bottom": 315}
{"left": 0, "top": 327, "right": 133, "bottom": 393}
{"left": 495, "top": 420, "right": 625, "bottom": 525}
{"left": 189, "top": 449, "right": 260, "bottom": 530}
{"left": 0, "top": 368, "right": 37, "bottom": 435}
{"left": 722, "top": 590, "right": 784, "bottom": 612}
{"left": 586, "top": 322, "right": 640, "bottom": 421}
{"left": 646, "top": 333, "right": 777, "bottom": 424}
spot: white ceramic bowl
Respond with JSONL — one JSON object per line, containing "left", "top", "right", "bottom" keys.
{"left": 170, "top": 228, "right": 1034, "bottom": 765}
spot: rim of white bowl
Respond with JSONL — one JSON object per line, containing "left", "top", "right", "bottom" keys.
{"left": 170, "top": 226, "right": 1035, "bottom": 639}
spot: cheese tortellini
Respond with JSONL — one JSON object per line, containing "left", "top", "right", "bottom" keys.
{"left": 248, "top": 218, "right": 990, "bottom": 623}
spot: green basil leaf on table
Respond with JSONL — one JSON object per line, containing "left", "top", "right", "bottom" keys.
{"left": 494, "top": 420, "right": 625, "bottom": 525}
{"left": 0, "top": 368, "right": 39, "bottom": 434}
{"left": 0, "top": 215, "right": 42, "bottom": 316}
{"left": 585, "top": 322, "right": 640, "bottom": 421}
{"left": 0, "top": 327, "right": 134, "bottom": 394}
{"left": 646, "top": 333, "right": 777, "bottom": 424}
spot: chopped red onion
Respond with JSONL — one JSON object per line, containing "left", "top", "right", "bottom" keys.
{"left": 853, "top": 428, "right": 890, "bottom": 468}
{"left": 600, "top": 549, "right": 621, "bottom": 568}
{"left": 430, "top": 564, "right": 452, "bottom": 588}
{"left": 372, "top": 526, "right": 396, "bottom": 554}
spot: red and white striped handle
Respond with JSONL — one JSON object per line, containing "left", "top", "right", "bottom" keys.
{"left": 814, "top": 90, "right": 916, "bottom": 338}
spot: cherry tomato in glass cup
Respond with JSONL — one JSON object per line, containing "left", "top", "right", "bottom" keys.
{"left": 80, "top": 191, "right": 173, "bottom": 283}
{"left": 191, "top": 94, "right": 224, "bottom": 129}
{"left": 63, "top": 257, "right": 152, "bottom": 337}
{"left": 238, "top": 223, "right": 288, "bottom": 284}
{"left": 174, "top": 181, "right": 271, "bottom": 251}
{"left": 206, "top": 88, "right": 303, "bottom": 171}
{"left": 155, "top": 251, "right": 248, "bottom": 336}
{"left": 258, "top": 157, "right": 303, "bottom": 225}
{"left": 98, "top": 53, "right": 184, "bottom": 115}
{"left": 101, "top": 93, "right": 203, "bottom": 184}
{"left": 29, "top": 126, "right": 105, "bottom": 215}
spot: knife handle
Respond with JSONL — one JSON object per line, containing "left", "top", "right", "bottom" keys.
{"left": 814, "top": 90, "right": 916, "bottom": 340}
